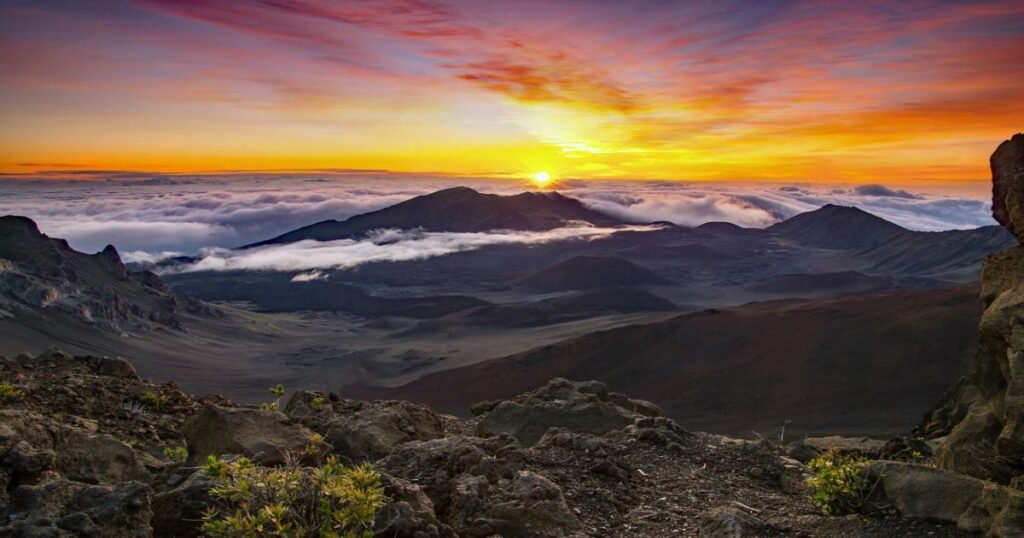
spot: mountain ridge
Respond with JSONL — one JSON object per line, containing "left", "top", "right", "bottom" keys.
{"left": 245, "top": 186, "right": 625, "bottom": 247}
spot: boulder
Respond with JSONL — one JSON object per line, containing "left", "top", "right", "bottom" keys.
{"left": 784, "top": 436, "right": 887, "bottom": 463}
{"left": 991, "top": 133, "right": 1024, "bottom": 243}
{"left": 867, "top": 462, "right": 1024, "bottom": 536}
{"left": 152, "top": 470, "right": 215, "bottom": 538}
{"left": 475, "top": 378, "right": 651, "bottom": 446}
{"left": 454, "top": 470, "right": 581, "bottom": 538}
{"left": 286, "top": 391, "right": 448, "bottom": 461}
{"left": 1, "top": 477, "right": 152, "bottom": 537}
{"left": 55, "top": 428, "right": 151, "bottom": 485}
{"left": 182, "top": 404, "right": 323, "bottom": 466}
{"left": 379, "top": 435, "right": 579, "bottom": 537}
{"left": 94, "top": 356, "right": 138, "bottom": 379}
{"left": 374, "top": 472, "right": 455, "bottom": 538}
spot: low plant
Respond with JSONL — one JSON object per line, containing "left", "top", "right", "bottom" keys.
{"left": 200, "top": 454, "right": 384, "bottom": 537}
{"left": 310, "top": 395, "right": 327, "bottom": 411}
{"left": 121, "top": 400, "right": 148, "bottom": 417}
{"left": 261, "top": 384, "right": 286, "bottom": 412}
{"left": 164, "top": 445, "right": 188, "bottom": 463}
{"left": 806, "top": 449, "right": 873, "bottom": 515}
{"left": 140, "top": 390, "right": 171, "bottom": 411}
{"left": 0, "top": 383, "right": 25, "bottom": 403}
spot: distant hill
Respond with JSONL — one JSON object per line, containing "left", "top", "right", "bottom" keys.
{"left": 350, "top": 284, "right": 981, "bottom": 436}
{"left": 768, "top": 204, "right": 909, "bottom": 249}
{"left": 858, "top": 225, "right": 1015, "bottom": 280}
{"left": 398, "top": 287, "right": 677, "bottom": 335}
{"left": 246, "top": 187, "right": 624, "bottom": 247}
{"left": 517, "top": 255, "right": 669, "bottom": 291}
{"left": 744, "top": 271, "right": 894, "bottom": 295}
{"left": 0, "top": 216, "right": 196, "bottom": 333}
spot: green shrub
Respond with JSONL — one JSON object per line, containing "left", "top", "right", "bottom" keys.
{"left": 261, "top": 384, "right": 287, "bottom": 413}
{"left": 0, "top": 383, "right": 25, "bottom": 403}
{"left": 140, "top": 391, "right": 171, "bottom": 411}
{"left": 200, "top": 455, "right": 384, "bottom": 537}
{"left": 310, "top": 395, "right": 327, "bottom": 411}
{"left": 163, "top": 445, "right": 188, "bottom": 463}
{"left": 806, "top": 449, "right": 873, "bottom": 515}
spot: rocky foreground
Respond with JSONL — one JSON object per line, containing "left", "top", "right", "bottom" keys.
{"left": 0, "top": 350, "right": 989, "bottom": 537}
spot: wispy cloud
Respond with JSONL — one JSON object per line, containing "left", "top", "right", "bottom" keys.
{"left": 172, "top": 224, "right": 660, "bottom": 274}
{"left": 2, "top": 1, "right": 1020, "bottom": 179}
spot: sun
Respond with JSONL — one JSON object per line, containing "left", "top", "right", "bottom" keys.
{"left": 532, "top": 171, "right": 552, "bottom": 187}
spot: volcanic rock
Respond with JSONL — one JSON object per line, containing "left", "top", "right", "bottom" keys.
{"left": 866, "top": 462, "right": 1024, "bottom": 536}
{"left": 285, "top": 390, "right": 452, "bottom": 462}
{"left": 182, "top": 404, "right": 324, "bottom": 466}
{"left": 991, "top": 133, "right": 1024, "bottom": 242}
{"left": 475, "top": 378, "right": 662, "bottom": 446}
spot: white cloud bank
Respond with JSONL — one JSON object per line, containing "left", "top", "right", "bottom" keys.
{"left": 172, "top": 225, "right": 661, "bottom": 274}
{"left": 0, "top": 173, "right": 994, "bottom": 259}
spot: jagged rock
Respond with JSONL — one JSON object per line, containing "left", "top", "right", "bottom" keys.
{"left": 379, "top": 435, "right": 523, "bottom": 513}
{"left": 879, "top": 436, "right": 933, "bottom": 460}
{"left": 698, "top": 506, "right": 776, "bottom": 537}
{"left": 991, "top": 133, "right": 1024, "bottom": 243}
{"left": 1, "top": 477, "right": 152, "bottom": 537}
{"left": 151, "top": 470, "right": 214, "bottom": 538}
{"left": 475, "top": 378, "right": 650, "bottom": 446}
{"left": 4, "top": 441, "right": 56, "bottom": 484}
{"left": 182, "top": 404, "right": 323, "bottom": 466}
{"left": 286, "top": 391, "right": 448, "bottom": 462}
{"left": 938, "top": 245, "right": 1024, "bottom": 483}
{"left": 94, "top": 356, "right": 138, "bottom": 379}
{"left": 915, "top": 377, "right": 977, "bottom": 440}
{"left": 929, "top": 136, "right": 1024, "bottom": 487}
{"left": 452, "top": 470, "right": 581, "bottom": 538}
{"left": 379, "top": 435, "right": 580, "bottom": 536}
{"left": 866, "top": 462, "right": 1024, "bottom": 536}
{"left": 374, "top": 473, "right": 455, "bottom": 538}
{"left": 55, "top": 428, "right": 151, "bottom": 485}
{"left": 783, "top": 436, "right": 887, "bottom": 463}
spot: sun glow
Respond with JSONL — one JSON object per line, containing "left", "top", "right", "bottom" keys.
{"left": 532, "top": 171, "right": 552, "bottom": 187}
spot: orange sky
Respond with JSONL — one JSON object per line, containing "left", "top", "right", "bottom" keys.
{"left": 1, "top": 0, "right": 1022, "bottom": 182}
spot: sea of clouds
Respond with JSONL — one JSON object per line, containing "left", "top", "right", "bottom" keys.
{"left": 0, "top": 174, "right": 993, "bottom": 272}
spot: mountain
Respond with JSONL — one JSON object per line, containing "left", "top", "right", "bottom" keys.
{"left": 517, "top": 255, "right": 669, "bottom": 291}
{"left": 349, "top": 284, "right": 981, "bottom": 436}
{"left": 768, "top": 204, "right": 909, "bottom": 249}
{"left": 858, "top": 225, "right": 1015, "bottom": 280}
{"left": 0, "top": 215, "right": 194, "bottom": 332}
{"left": 246, "top": 187, "right": 624, "bottom": 247}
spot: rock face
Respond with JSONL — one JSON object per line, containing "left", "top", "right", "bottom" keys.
{"left": 475, "top": 378, "right": 665, "bottom": 446}
{"left": 379, "top": 435, "right": 582, "bottom": 537}
{"left": 935, "top": 133, "right": 1024, "bottom": 485}
{"left": 992, "top": 133, "right": 1024, "bottom": 242}
{"left": 866, "top": 462, "right": 1024, "bottom": 536}
{"left": 285, "top": 391, "right": 452, "bottom": 462}
{"left": 3, "top": 478, "right": 153, "bottom": 537}
{"left": 182, "top": 404, "right": 323, "bottom": 466}
{"left": 0, "top": 215, "right": 192, "bottom": 334}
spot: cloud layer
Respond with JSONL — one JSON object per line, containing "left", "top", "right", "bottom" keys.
{"left": 172, "top": 224, "right": 660, "bottom": 274}
{"left": 0, "top": 175, "right": 993, "bottom": 263}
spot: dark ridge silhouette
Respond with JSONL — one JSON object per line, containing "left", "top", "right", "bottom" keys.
{"left": 245, "top": 187, "right": 624, "bottom": 247}
{"left": 768, "top": 204, "right": 909, "bottom": 249}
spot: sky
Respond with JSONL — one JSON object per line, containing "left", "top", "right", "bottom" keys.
{"left": 1, "top": 0, "right": 1023, "bottom": 183}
